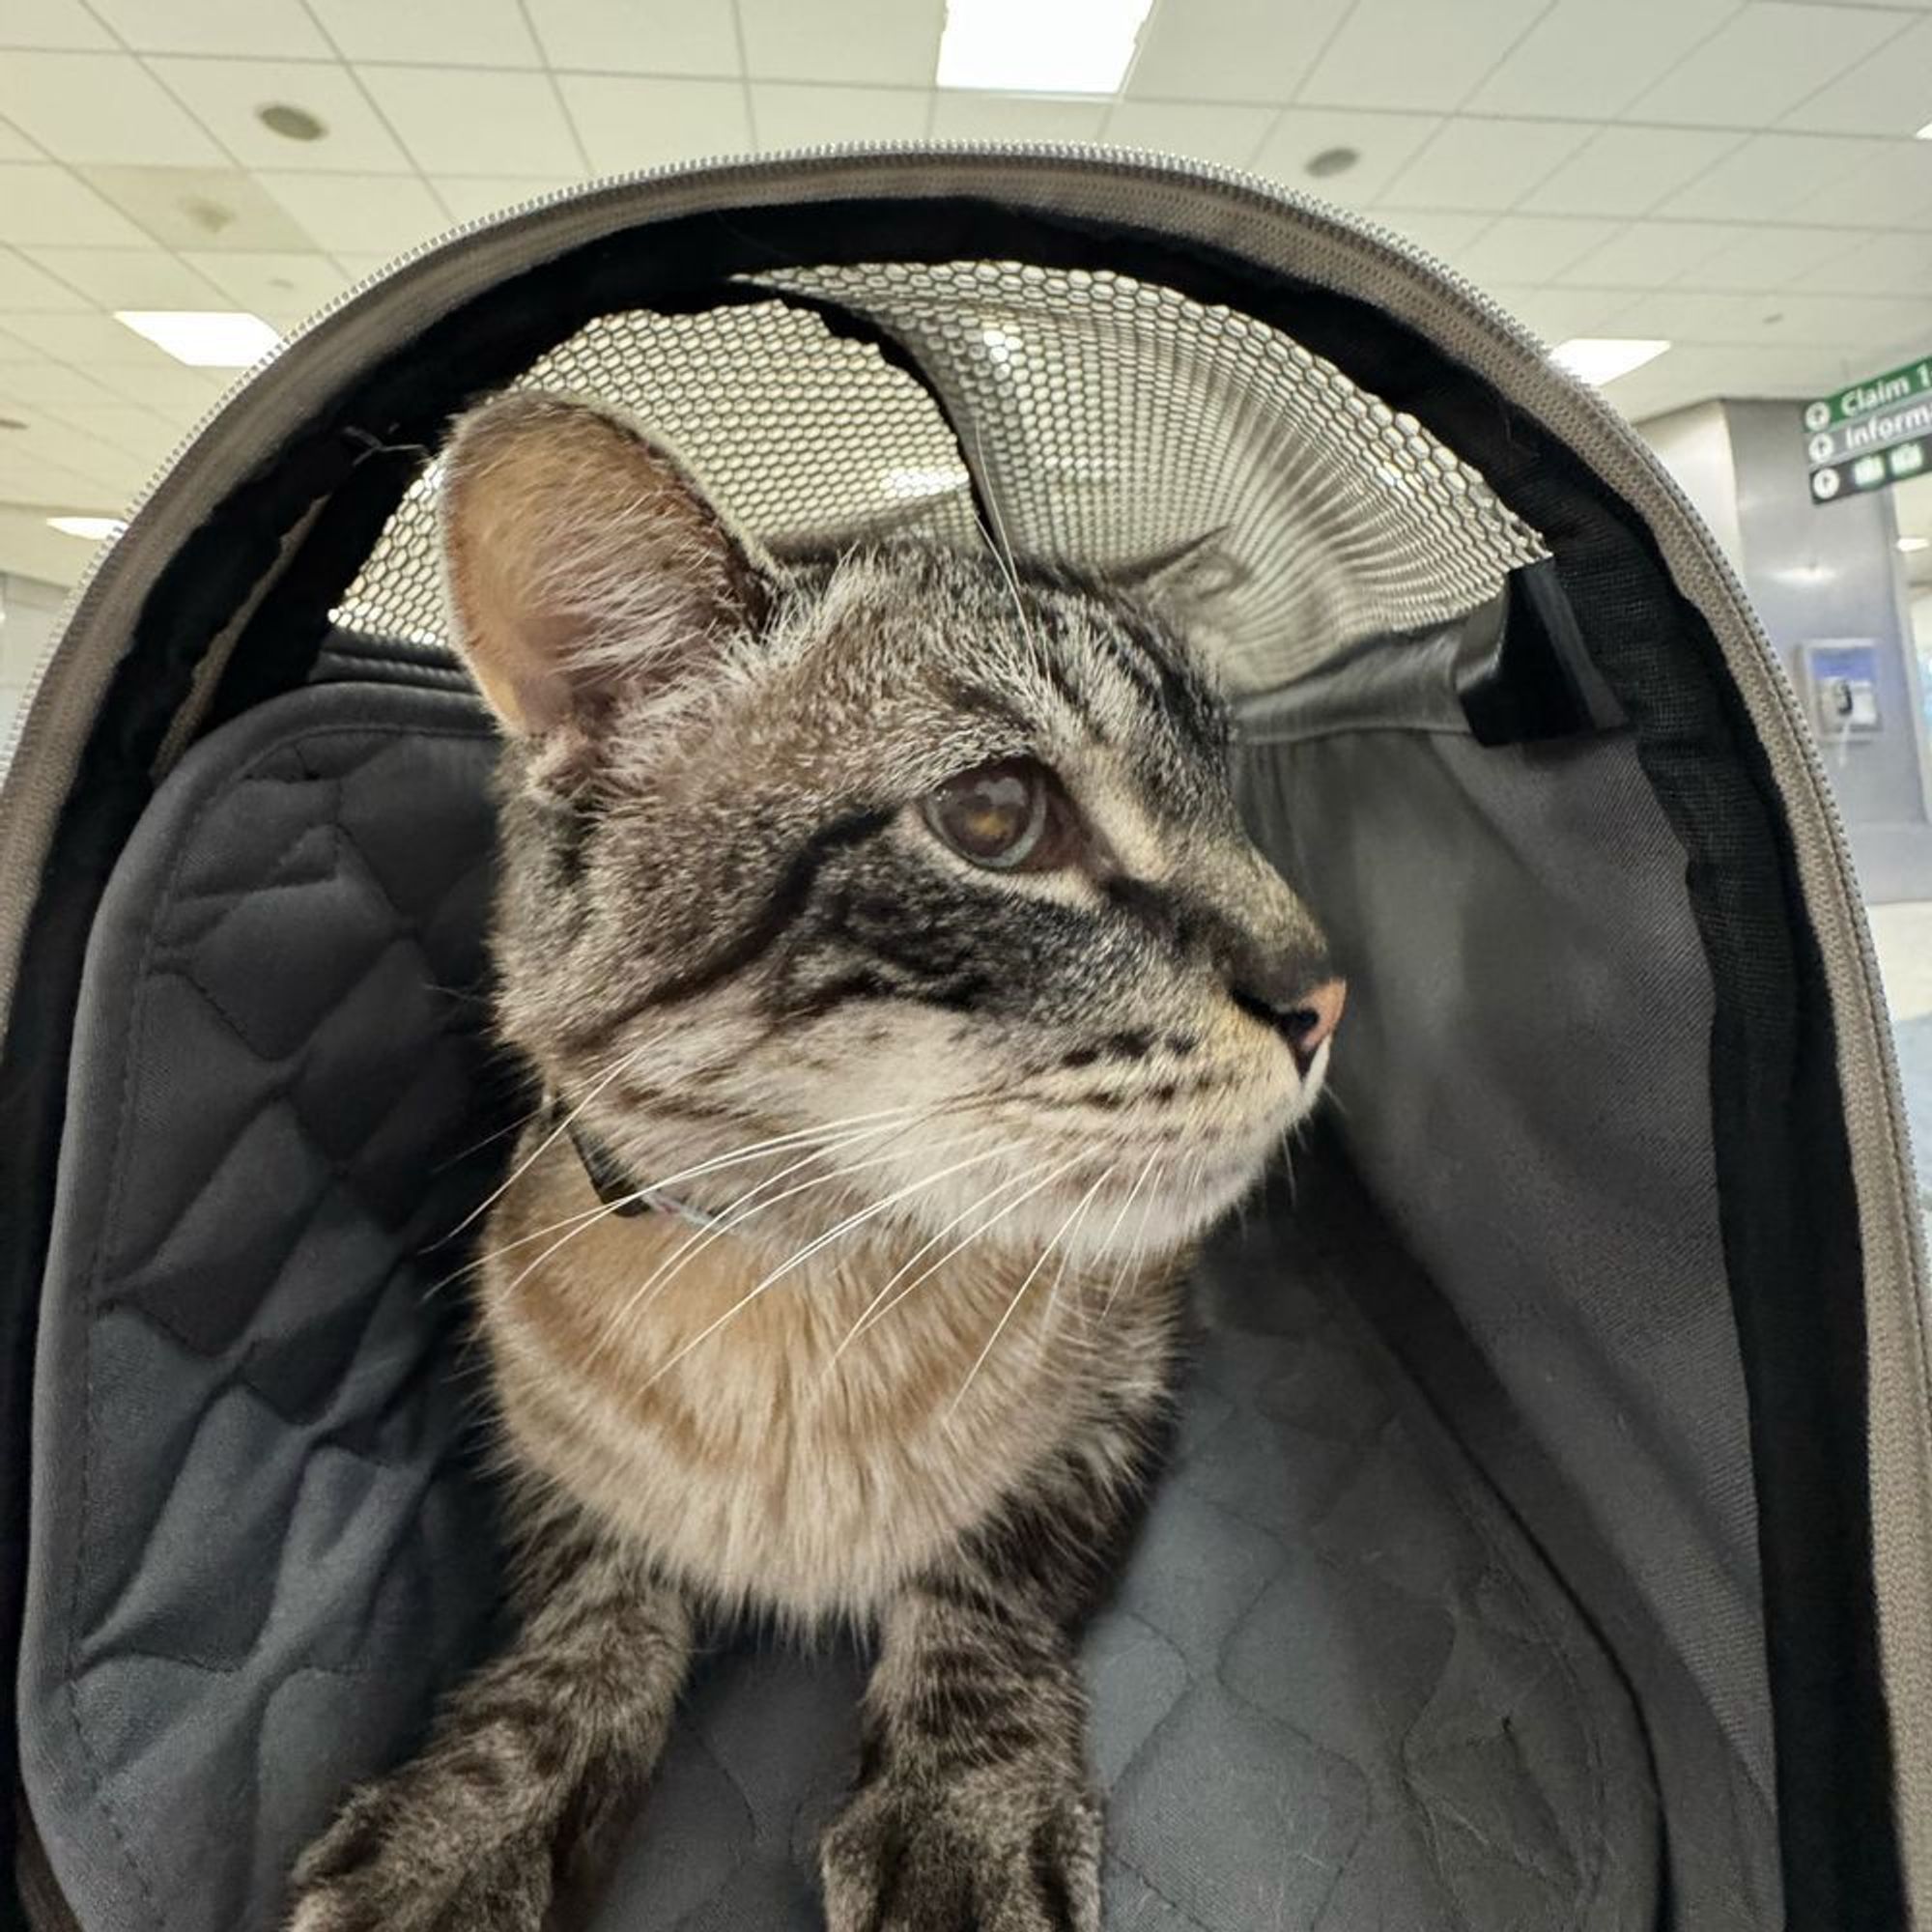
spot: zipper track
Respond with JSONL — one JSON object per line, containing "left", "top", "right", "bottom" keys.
{"left": 0, "top": 138, "right": 1926, "bottom": 1914}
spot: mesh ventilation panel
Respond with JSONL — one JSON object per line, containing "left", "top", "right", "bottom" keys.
{"left": 335, "top": 260, "right": 1547, "bottom": 691}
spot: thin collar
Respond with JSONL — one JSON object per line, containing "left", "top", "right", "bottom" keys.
{"left": 551, "top": 1103, "right": 727, "bottom": 1232}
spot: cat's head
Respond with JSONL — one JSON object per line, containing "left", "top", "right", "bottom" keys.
{"left": 442, "top": 393, "right": 1342, "bottom": 1264}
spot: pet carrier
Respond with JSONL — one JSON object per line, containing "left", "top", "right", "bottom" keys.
{"left": 0, "top": 149, "right": 1925, "bottom": 1932}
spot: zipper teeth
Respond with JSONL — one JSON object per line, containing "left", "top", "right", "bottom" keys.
{"left": 3, "top": 141, "right": 1916, "bottom": 1237}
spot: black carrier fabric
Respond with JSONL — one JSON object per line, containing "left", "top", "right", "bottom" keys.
{"left": 19, "top": 678, "right": 1659, "bottom": 1929}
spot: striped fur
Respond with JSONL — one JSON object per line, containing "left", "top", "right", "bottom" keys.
{"left": 288, "top": 395, "right": 1338, "bottom": 1931}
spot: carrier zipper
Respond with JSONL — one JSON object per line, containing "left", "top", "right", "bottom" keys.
{"left": 1, "top": 136, "right": 1925, "bottom": 1910}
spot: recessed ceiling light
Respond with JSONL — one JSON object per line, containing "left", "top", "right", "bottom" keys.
{"left": 47, "top": 516, "right": 127, "bottom": 541}
{"left": 1897, "top": 535, "right": 1929, "bottom": 553}
{"left": 1550, "top": 337, "right": 1671, "bottom": 386}
{"left": 257, "top": 101, "right": 327, "bottom": 141}
{"left": 1306, "top": 146, "right": 1359, "bottom": 179}
{"left": 114, "top": 309, "right": 280, "bottom": 368}
{"left": 937, "top": 0, "right": 1154, "bottom": 92}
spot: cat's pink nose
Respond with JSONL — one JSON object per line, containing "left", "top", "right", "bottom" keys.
{"left": 1283, "top": 979, "right": 1346, "bottom": 1072}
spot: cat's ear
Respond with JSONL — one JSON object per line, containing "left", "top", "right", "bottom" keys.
{"left": 440, "top": 393, "right": 769, "bottom": 739}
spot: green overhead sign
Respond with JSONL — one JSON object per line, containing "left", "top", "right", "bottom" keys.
{"left": 1804, "top": 356, "right": 1932, "bottom": 433}
{"left": 1804, "top": 355, "right": 1932, "bottom": 504}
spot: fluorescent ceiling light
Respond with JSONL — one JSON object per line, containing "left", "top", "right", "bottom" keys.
{"left": 47, "top": 515, "right": 126, "bottom": 541}
{"left": 1550, "top": 337, "right": 1671, "bottom": 386}
{"left": 1897, "top": 535, "right": 1929, "bottom": 553}
{"left": 937, "top": 0, "right": 1154, "bottom": 92}
{"left": 1918, "top": 119, "right": 1932, "bottom": 138}
{"left": 882, "top": 465, "right": 971, "bottom": 500}
{"left": 114, "top": 309, "right": 280, "bottom": 368}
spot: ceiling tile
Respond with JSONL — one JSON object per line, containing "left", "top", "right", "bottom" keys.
{"left": 0, "top": 247, "right": 97, "bottom": 311}
{"left": 257, "top": 170, "right": 452, "bottom": 255}
{"left": 1468, "top": 0, "right": 1745, "bottom": 119}
{"left": 1659, "top": 131, "right": 1882, "bottom": 217}
{"left": 0, "top": 53, "right": 224, "bottom": 167}
{"left": 2, "top": 311, "right": 192, "bottom": 365}
{"left": 1125, "top": 0, "right": 1351, "bottom": 103}
{"left": 1629, "top": 2, "right": 1907, "bottom": 127}
{"left": 1520, "top": 127, "right": 1743, "bottom": 216}
{"left": 750, "top": 85, "right": 933, "bottom": 152}
{"left": 1613, "top": 287, "right": 1796, "bottom": 338}
{"left": 307, "top": 0, "right": 541, "bottom": 66}
{"left": 0, "top": 167, "right": 154, "bottom": 247}
{"left": 1480, "top": 284, "right": 1642, "bottom": 341}
{"left": 42, "top": 402, "right": 182, "bottom": 461}
{"left": 0, "top": 361, "right": 120, "bottom": 409}
{"left": 558, "top": 74, "right": 751, "bottom": 173}
{"left": 1680, "top": 222, "right": 1866, "bottom": 290}
{"left": 19, "top": 245, "right": 221, "bottom": 307}
{"left": 1377, "top": 209, "right": 1493, "bottom": 261}
{"left": 1787, "top": 140, "right": 1932, "bottom": 226}
{"left": 150, "top": 58, "right": 412, "bottom": 173}
{"left": 1610, "top": 286, "right": 1925, "bottom": 346}
{"left": 429, "top": 177, "right": 577, "bottom": 224}
{"left": 1098, "top": 99, "right": 1275, "bottom": 169}
{"left": 0, "top": 121, "right": 39, "bottom": 162}
{"left": 739, "top": 0, "right": 944, "bottom": 86}
{"left": 1250, "top": 108, "right": 1440, "bottom": 207}
{"left": 79, "top": 163, "right": 319, "bottom": 250}
{"left": 359, "top": 66, "right": 582, "bottom": 176}
{"left": 87, "top": 0, "right": 329, "bottom": 56}
{"left": 525, "top": 0, "right": 739, "bottom": 75}
{"left": 86, "top": 361, "right": 231, "bottom": 413}
{"left": 1783, "top": 15, "right": 1932, "bottom": 132}
{"left": 1456, "top": 213, "right": 1626, "bottom": 283}
{"left": 1298, "top": 0, "right": 1550, "bottom": 112}
{"left": 1552, "top": 218, "right": 1745, "bottom": 286}
{"left": 1815, "top": 228, "right": 1932, "bottom": 295}
{"left": 1381, "top": 118, "right": 1594, "bottom": 213}
{"left": 0, "top": 1, "right": 114, "bottom": 50}
{"left": 179, "top": 249, "right": 348, "bottom": 326}
{"left": 928, "top": 94, "right": 1109, "bottom": 144}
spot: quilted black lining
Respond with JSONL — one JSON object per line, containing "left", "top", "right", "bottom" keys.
{"left": 20, "top": 681, "right": 1657, "bottom": 1931}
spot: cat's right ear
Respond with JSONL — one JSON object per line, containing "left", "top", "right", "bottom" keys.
{"left": 440, "top": 393, "right": 769, "bottom": 744}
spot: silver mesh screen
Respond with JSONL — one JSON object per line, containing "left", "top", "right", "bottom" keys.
{"left": 334, "top": 260, "right": 1547, "bottom": 692}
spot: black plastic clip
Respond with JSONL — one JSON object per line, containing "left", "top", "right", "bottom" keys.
{"left": 1456, "top": 559, "right": 1625, "bottom": 747}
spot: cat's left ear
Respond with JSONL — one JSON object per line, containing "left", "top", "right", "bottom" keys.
{"left": 440, "top": 392, "right": 769, "bottom": 741}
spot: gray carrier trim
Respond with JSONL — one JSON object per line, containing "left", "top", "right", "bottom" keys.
{"left": 0, "top": 147, "right": 1924, "bottom": 1915}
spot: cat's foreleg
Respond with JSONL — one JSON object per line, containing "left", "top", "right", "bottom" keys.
{"left": 819, "top": 1408, "right": 1167, "bottom": 1932}
{"left": 287, "top": 1510, "right": 692, "bottom": 1932}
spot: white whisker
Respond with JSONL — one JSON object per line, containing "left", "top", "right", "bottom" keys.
{"left": 582, "top": 1120, "right": 985, "bottom": 1359}
{"left": 947, "top": 1160, "right": 1106, "bottom": 1420}
{"left": 442, "top": 1033, "right": 665, "bottom": 1237}
{"left": 450, "top": 1109, "right": 921, "bottom": 1293}
{"left": 1100, "top": 1154, "right": 1170, "bottom": 1319}
{"left": 1037, "top": 1166, "right": 1114, "bottom": 1350}
{"left": 637, "top": 1141, "right": 1019, "bottom": 1390}
{"left": 838, "top": 1146, "right": 1092, "bottom": 1353}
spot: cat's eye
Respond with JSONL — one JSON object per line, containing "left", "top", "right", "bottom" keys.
{"left": 922, "top": 758, "right": 1070, "bottom": 872}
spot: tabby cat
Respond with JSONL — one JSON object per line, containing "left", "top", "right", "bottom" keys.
{"left": 287, "top": 392, "right": 1344, "bottom": 1932}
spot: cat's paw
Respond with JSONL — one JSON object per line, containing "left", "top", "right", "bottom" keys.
{"left": 819, "top": 1768, "right": 1101, "bottom": 1931}
{"left": 287, "top": 1786, "right": 553, "bottom": 1932}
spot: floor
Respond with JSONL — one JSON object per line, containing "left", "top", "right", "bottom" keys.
{"left": 1868, "top": 901, "right": 1932, "bottom": 1247}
